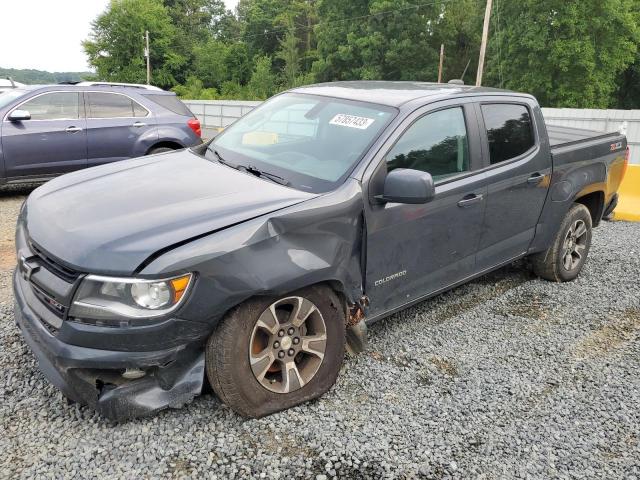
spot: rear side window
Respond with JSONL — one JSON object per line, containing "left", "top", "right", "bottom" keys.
{"left": 20, "top": 92, "right": 80, "bottom": 120}
{"left": 386, "top": 107, "right": 470, "bottom": 181}
{"left": 142, "top": 94, "right": 193, "bottom": 116}
{"left": 482, "top": 104, "right": 535, "bottom": 164}
{"left": 87, "top": 92, "right": 147, "bottom": 118}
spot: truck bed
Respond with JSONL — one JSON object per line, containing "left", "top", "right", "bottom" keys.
{"left": 547, "top": 124, "right": 619, "bottom": 149}
{"left": 546, "top": 123, "right": 626, "bottom": 213}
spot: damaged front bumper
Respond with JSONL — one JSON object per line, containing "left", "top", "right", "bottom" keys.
{"left": 13, "top": 270, "right": 206, "bottom": 422}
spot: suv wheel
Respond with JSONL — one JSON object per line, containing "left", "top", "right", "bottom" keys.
{"left": 206, "top": 285, "right": 345, "bottom": 418}
{"left": 147, "top": 146, "right": 175, "bottom": 155}
{"left": 531, "top": 203, "right": 593, "bottom": 282}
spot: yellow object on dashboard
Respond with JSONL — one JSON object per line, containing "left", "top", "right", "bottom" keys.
{"left": 242, "top": 131, "right": 279, "bottom": 145}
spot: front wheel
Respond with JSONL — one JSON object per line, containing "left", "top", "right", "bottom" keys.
{"left": 531, "top": 203, "right": 593, "bottom": 282}
{"left": 206, "top": 285, "right": 345, "bottom": 418}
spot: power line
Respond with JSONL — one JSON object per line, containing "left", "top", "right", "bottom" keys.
{"left": 229, "top": 0, "right": 456, "bottom": 43}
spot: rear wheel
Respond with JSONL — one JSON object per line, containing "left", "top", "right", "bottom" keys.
{"left": 531, "top": 203, "right": 592, "bottom": 282}
{"left": 206, "top": 285, "right": 345, "bottom": 418}
{"left": 147, "top": 146, "right": 175, "bottom": 155}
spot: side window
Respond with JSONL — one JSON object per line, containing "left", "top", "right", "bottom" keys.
{"left": 386, "top": 107, "right": 470, "bottom": 181}
{"left": 19, "top": 92, "right": 80, "bottom": 120}
{"left": 88, "top": 93, "right": 146, "bottom": 118}
{"left": 482, "top": 104, "right": 535, "bottom": 164}
{"left": 132, "top": 101, "right": 148, "bottom": 117}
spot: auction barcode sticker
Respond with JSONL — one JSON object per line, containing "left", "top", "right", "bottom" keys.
{"left": 329, "top": 114, "right": 375, "bottom": 130}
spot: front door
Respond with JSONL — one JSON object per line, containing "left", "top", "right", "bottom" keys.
{"left": 474, "top": 100, "right": 551, "bottom": 271}
{"left": 85, "top": 91, "right": 156, "bottom": 166}
{"left": 2, "top": 91, "right": 87, "bottom": 178}
{"left": 364, "top": 102, "right": 487, "bottom": 317}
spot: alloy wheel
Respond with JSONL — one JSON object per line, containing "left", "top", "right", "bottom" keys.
{"left": 249, "top": 296, "right": 327, "bottom": 394}
{"left": 562, "top": 219, "right": 588, "bottom": 271}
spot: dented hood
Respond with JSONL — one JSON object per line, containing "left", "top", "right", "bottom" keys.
{"left": 25, "top": 149, "right": 315, "bottom": 274}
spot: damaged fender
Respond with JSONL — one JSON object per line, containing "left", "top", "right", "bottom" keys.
{"left": 140, "top": 178, "right": 368, "bottom": 329}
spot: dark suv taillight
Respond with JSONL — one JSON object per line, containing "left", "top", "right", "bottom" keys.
{"left": 187, "top": 118, "right": 201, "bottom": 138}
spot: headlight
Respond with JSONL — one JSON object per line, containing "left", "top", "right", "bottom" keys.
{"left": 69, "top": 273, "right": 193, "bottom": 320}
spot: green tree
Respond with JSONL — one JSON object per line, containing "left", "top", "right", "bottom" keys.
{"left": 313, "top": 0, "right": 440, "bottom": 82}
{"left": 162, "top": 0, "right": 229, "bottom": 84}
{"left": 172, "top": 76, "right": 219, "bottom": 98}
{"left": 276, "top": 18, "right": 300, "bottom": 88}
{"left": 192, "top": 39, "right": 230, "bottom": 88}
{"left": 224, "top": 43, "right": 252, "bottom": 84}
{"left": 220, "top": 80, "right": 250, "bottom": 99}
{"left": 247, "top": 56, "right": 277, "bottom": 98}
{"left": 83, "top": 0, "right": 183, "bottom": 88}
{"left": 616, "top": 56, "right": 640, "bottom": 109}
{"left": 431, "top": 0, "right": 484, "bottom": 83}
{"left": 237, "top": 0, "right": 292, "bottom": 57}
{"left": 485, "top": 0, "right": 639, "bottom": 108}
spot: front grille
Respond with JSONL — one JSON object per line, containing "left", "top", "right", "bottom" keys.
{"left": 30, "top": 282, "right": 67, "bottom": 319}
{"left": 38, "top": 316, "right": 59, "bottom": 336}
{"left": 30, "top": 242, "right": 81, "bottom": 283}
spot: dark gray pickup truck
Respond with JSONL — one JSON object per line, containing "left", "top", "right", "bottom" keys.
{"left": 14, "top": 82, "right": 628, "bottom": 421}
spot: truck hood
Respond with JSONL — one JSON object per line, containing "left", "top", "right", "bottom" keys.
{"left": 25, "top": 149, "right": 316, "bottom": 274}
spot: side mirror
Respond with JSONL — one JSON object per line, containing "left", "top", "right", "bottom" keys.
{"left": 377, "top": 168, "right": 435, "bottom": 204}
{"left": 8, "top": 109, "right": 31, "bottom": 122}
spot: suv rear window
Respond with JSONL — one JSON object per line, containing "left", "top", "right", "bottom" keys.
{"left": 142, "top": 94, "right": 193, "bottom": 116}
{"left": 482, "top": 104, "right": 535, "bottom": 164}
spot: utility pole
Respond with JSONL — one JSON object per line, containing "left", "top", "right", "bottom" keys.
{"left": 438, "top": 44, "right": 445, "bottom": 83}
{"left": 144, "top": 30, "right": 150, "bottom": 85}
{"left": 475, "top": 0, "right": 493, "bottom": 87}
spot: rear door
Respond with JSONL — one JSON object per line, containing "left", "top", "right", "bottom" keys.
{"left": 2, "top": 91, "right": 86, "bottom": 178}
{"left": 474, "top": 99, "right": 551, "bottom": 271}
{"left": 363, "top": 100, "right": 488, "bottom": 317}
{"left": 85, "top": 91, "right": 157, "bottom": 167}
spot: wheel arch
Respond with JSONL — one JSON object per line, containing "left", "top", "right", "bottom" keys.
{"left": 574, "top": 190, "right": 605, "bottom": 227}
{"left": 146, "top": 141, "right": 184, "bottom": 154}
{"left": 215, "top": 279, "right": 351, "bottom": 331}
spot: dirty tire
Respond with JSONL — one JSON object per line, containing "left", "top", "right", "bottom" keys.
{"left": 147, "top": 147, "right": 175, "bottom": 155}
{"left": 531, "top": 203, "right": 593, "bottom": 282}
{"left": 206, "top": 285, "right": 345, "bottom": 418}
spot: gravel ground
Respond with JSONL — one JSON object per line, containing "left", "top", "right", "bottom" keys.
{"left": 0, "top": 188, "right": 639, "bottom": 479}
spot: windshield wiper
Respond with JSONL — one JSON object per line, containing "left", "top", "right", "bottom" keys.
{"left": 209, "top": 147, "right": 236, "bottom": 168}
{"left": 208, "top": 147, "right": 289, "bottom": 186}
{"left": 242, "top": 165, "right": 290, "bottom": 186}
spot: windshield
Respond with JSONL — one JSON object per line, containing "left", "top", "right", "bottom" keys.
{"left": 0, "top": 89, "right": 27, "bottom": 110}
{"left": 208, "top": 93, "right": 396, "bottom": 193}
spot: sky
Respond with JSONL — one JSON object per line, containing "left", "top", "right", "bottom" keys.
{"left": 0, "top": 0, "right": 240, "bottom": 72}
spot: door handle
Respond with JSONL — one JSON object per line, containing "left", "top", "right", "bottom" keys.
{"left": 65, "top": 126, "right": 83, "bottom": 133}
{"left": 457, "top": 193, "right": 484, "bottom": 208}
{"left": 132, "top": 121, "right": 147, "bottom": 128}
{"left": 527, "top": 173, "right": 545, "bottom": 185}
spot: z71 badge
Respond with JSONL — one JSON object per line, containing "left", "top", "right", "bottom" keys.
{"left": 610, "top": 142, "right": 623, "bottom": 152}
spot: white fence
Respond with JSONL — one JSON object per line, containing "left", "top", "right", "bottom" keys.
{"left": 184, "top": 100, "right": 640, "bottom": 164}
{"left": 183, "top": 100, "right": 260, "bottom": 129}
{"left": 543, "top": 108, "right": 639, "bottom": 164}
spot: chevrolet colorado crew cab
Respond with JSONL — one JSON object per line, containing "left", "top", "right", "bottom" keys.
{"left": 14, "top": 82, "right": 628, "bottom": 421}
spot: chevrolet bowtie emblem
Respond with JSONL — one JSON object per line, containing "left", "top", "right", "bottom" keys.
{"left": 19, "top": 255, "right": 39, "bottom": 281}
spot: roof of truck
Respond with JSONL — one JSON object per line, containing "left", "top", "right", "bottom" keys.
{"left": 290, "top": 81, "right": 521, "bottom": 108}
